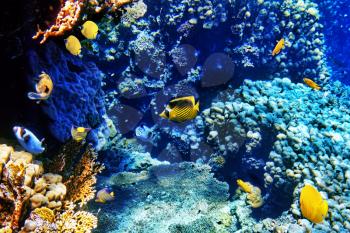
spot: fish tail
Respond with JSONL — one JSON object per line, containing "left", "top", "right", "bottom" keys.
{"left": 194, "top": 101, "right": 199, "bottom": 112}
{"left": 28, "top": 92, "right": 44, "bottom": 100}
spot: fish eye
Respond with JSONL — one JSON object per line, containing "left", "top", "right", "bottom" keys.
{"left": 165, "top": 109, "right": 170, "bottom": 118}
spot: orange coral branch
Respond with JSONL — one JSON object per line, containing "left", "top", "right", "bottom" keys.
{"left": 33, "top": 0, "right": 84, "bottom": 44}
{"left": 64, "top": 144, "right": 104, "bottom": 206}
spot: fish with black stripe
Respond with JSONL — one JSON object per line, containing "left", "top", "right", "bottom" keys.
{"left": 159, "top": 96, "right": 199, "bottom": 123}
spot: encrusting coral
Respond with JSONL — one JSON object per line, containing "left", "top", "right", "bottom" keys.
{"left": 0, "top": 144, "right": 100, "bottom": 232}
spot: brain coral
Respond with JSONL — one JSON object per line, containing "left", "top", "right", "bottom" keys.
{"left": 27, "top": 41, "right": 106, "bottom": 143}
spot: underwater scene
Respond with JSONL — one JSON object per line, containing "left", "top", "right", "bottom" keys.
{"left": 1, "top": 0, "right": 350, "bottom": 232}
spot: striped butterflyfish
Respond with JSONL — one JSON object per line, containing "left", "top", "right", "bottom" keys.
{"left": 159, "top": 96, "right": 199, "bottom": 123}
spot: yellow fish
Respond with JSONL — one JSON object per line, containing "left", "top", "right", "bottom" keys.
{"left": 65, "top": 35, "right": 81, "bottom": 56}
{"left": 81, "top": 21, "right": 99, "bottom": 40}
{"left": 27, "top": 71, "right": 53, "bottom": 103}
{"left": 300, "top": 184, "right": 328, "bottom": 223}
{"left": 237, "top": 179, "right": 252, "bottom": 193}
{"left": 159, "top": 96, "right": 199, "bottom": 123}
{"left": 236, "top": 179, "right": 263, "bottom": 208}
{"left": 71, "top": 126, "right": 91, "bottom": 142}
{"left": 272, "top": 38, "right": 285, "bottom": 56}
{"left": 95, "top": 188, "right": 115, "bottom": 203}
{"left": 303, "top": 78, "right": 321, "bottom": 90}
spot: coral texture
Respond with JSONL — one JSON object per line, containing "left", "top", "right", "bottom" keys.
{"left": 33, "top": 0, "right": 84, "bottom": 44}
{"left": 96, "top": 162, "right": 230, "bottom": 233}
{"left": 28, "top": 41, "right": 106, "bottom": 144}
{"left": 0, "top": 144, "right": 99, "bottom": 232}
{"left": 203, "top": 78, "right": 350, "bottom": 231}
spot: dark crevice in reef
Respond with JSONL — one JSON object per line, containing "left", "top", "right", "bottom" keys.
{"left": 213, "top": 127, "right": 294, "bottom": 219}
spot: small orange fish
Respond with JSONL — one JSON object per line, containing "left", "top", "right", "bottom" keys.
{"left": 303, "top": 78, "right": 321, "bottom": 90}
{"left": 95, "top": 188, "right": 115, "bottom": 203}
{"left": 272, "top": 38, "right": 285, "bottom": 56}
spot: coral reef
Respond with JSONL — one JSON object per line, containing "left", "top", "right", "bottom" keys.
{"left": 33, "top": 0, "right": 134, "bottom": 44}
{"left": 64, "top": 144, "right": 104, "bottom": 206}
{"left": 203, "top": 78, "right": 350, "bottom": 231}
{"left": 33, "top": 0, "right": 84, "bottom": 44}
{"left": 237, "top": 179, "right": 264, "bottom": 208}
{"left": 0, "top": 144, "right": 99, "bottom": 232}
{"left": 28, "top": 41, "right": 107, "bottom": 145}
{"left": 95, "top": 162, "right": 231, "bottom": 233}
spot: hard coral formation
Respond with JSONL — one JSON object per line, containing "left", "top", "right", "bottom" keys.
{"left": 0, "top": 144, "right": 98, "bottom": 232}
{"left": 34, "top": 0, "right": 134, "bottom": 44}
{"left": 237, "top": 179, "right": 264, "bottom": 208}
{"left": 203, "top": 78, "right": 350, "bottom": 231}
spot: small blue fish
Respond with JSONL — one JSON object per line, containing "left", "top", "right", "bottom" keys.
{"left": 13, "top": 126, "right": 45, "bottom": 154}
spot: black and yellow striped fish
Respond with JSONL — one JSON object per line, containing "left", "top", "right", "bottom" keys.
{"left": 159, "top": 96, "right": 199, "bottom": 123}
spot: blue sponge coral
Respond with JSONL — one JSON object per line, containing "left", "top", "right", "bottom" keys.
{"left": 28, "top": 42, "right": 106, "bottom": 143}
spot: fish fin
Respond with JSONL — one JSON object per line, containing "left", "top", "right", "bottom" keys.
{"left": 169, "top": 96, "right": 194, "bottom": 107}
{"left": 28, "top": 92, "right": 44, "bottom": 100}
{"left": 110, "top": 192, "right": 115, "bottom": 197}
{"left": 194, "top": 100, "right": 199, "bottom": 112}
{"left": 23, "top": 135, "right": 30, "bottom": 143}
